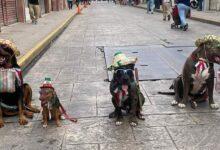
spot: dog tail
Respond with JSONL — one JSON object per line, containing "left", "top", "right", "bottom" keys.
{"left": 157, "top": 82, "right": 175, "bottom": 95}
{"left": 157, "top": 91, "right": 175, "bottom": 95}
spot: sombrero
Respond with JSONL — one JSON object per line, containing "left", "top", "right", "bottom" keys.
{"left": 195, "top": 35, "right": 220, "bottom": 48}
{"left": 0, "top": 39, "right": 20, "bottom": 57}
{"left": 108, "top": 51, "right": 137, "bottom": 70}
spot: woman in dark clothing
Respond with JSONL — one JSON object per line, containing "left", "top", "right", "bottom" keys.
{"left": 67, "top": 0, "right": 73, "bottom": 9}
{"left": 177, "top": 0, "right": 190, "bottom": 30}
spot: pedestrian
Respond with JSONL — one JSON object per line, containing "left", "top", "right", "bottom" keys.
{"left": 147, "top": 0, "right": 155, "bottom": 14}
{"left": 162, "top": 0, "right": 171, "bottom": 21}
{"left": 177, "top": 0, "right": 190, "bottom": 30}
{"left": 67, "top": 0, "right": 73, "bottom": 9}
{"left": 155, "top": 0, "right": 161, "bottom": 9}
{"left": 75, "top": 0, "right": 80, "bottom": 13}
{"left": 197, "top": 0, "right": 203, "bottom": 11}
{"left": 28, "top": 0, "right": 40, "bottom": 24}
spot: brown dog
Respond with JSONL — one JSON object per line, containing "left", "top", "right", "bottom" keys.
{"left": 171, "top": 35, "right": 220, "bottom": 109}
{"left": 0, "top": 39, "right": 40, "bottom": 128}
{"left": 39, "top": 81, "right": 62, "bottom": 128}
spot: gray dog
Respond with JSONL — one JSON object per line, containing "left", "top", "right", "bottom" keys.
{"left": 171, "top": 35, "right": 220, "bottom": 109}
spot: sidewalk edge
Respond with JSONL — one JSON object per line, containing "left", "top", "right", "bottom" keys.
{"left": 134, "top": 5, "right": 220, "bottom": 26}
{"left": 18, "top": 8, "right": 83, "bottom": 70}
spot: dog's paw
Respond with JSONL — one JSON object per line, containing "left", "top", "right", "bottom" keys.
{"left": 171, "top": 100, "right": 178, "bottom": 106}
{"left": 178, "top": 103, "right": 186, "bottom": 108}
{"left": 19, "top": 116, "right": 28, "bottom": 125}
{"left": 56, "top": 121, "right": 62, "bottom": 127}
{"left": 0, "top": 119, "right": 4, "bottom": 128}
{"left": 210, "top": 103, "right": 219, "bottom": 109}
{"left": 137, "top": 114, "right": 145, "bottom": 121}
{"left": 130, "top": 122, "right": 137, "bottom": 127}
{"left": 43, "top": 124, "right": 48, "bottom": 128}
{"left": 61, "top": 115, "right": 65, "bottom": 120}
{"left": 115, "top": 121, "right": 123, "bottom": 126}
{"left": 191, "top": 101, "right": 198, "bottom": 109}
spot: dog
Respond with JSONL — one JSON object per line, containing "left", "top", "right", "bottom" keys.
{"left": 39, "top": 83, "right": 62, "bottom": 128}
{"left": 109, "top": 64, "right": 145, "bottom": 126}
{"left": 169, "top": 35, "right": 220, "bottom": 109}
{"left": 0, "top": 39, "right": 40, "bottom": 128}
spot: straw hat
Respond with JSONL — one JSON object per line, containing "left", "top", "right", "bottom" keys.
{"left": 108, "top": 51, "right": 137, "bottom": 70}
{"left": 195, "top": 35, "right": 220, "bottom": 48}
{"left": 0, "top": 39, "right": 20, "bottom": 57}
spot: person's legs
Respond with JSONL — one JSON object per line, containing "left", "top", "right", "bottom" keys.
{"left": 166, "top": 2, "right": 171, "bottom": 20}
{"left": 67, "top": 1, "right": 70, "bottom": 9}
{"left": 147, "top": 0, "right": 150, "bottom": 13}
{"left": 33, "top": 5, "right": 40, "bottom": 24}
{"left": 198, "top": 0, "right": 203, "bottom": 10}
{"left": 162, "top": 3, "right": 166, "bottom": 20}
{"left": 28, "top": 4, "right": 35, "bottom": 23}
{"left": 70, "top": 1, "right": 73, "bottom": 9}
{"left": 150, "top": 0, "right": 155, "bottom": 13}
{"left": 177, "top": 3, "right": 187, "bottom": 26}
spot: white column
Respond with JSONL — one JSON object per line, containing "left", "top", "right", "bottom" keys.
{"left": 204, "top": 0, "right": 210, "bottom": 11}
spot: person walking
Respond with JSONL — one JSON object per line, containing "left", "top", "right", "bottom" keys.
{"left": 147, "top": 0, "right": 155, "bottom": 14}
{"left": 197, "top": 0, "right": 203, "bottom": 11}
{"left": 177, "top": 0, "right": 190, "bottom": 30}
{"left": 162, "top": 0, "right": 171, "bottom": 21}
{"left": 28, "top": 0, "right": 40, "bottom": 24}
{"left": 67, "top": 0, "right": 73, "bottom": 9}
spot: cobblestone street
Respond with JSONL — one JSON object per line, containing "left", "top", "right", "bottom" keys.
{"left": 1, "top": 2, "right": 220, "bottom": 150}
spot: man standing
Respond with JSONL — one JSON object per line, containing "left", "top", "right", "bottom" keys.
{"left": 197, "top": 0, "right": 203, "bottom": 11}
{"left": 162, "top": 0, "right": 171, "bottom": 21}
{"left": 28, "top": 0, "right": 40, "bottom": 24}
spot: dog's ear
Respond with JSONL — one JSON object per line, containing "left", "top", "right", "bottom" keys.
{"left": 192, "top": 43, "right": 211, "bottom": 58}
{"left": 192, "top": 46, "right": 203, "bottom": 57}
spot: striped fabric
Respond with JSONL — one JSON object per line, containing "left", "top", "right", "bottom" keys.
{"left": 0, "top": 69, "right": 16, "bottom": 93}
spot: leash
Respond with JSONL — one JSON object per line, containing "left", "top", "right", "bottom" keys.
{"left": 59, "top": 104, "right": 77, "bottom": 123}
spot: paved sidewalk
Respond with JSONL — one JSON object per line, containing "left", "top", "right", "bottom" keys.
{"left": 135, "top": 3, "right": 220, "bottom": 26}
{"left": 0, "top": 6, "right": 79, "bottom": 65}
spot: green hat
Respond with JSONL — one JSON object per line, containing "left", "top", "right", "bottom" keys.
{"left": 40, "top": 77, "right": 54, "bottom": 89}
{"left": 108, "top": 51, "right": 137, "bottom": 70}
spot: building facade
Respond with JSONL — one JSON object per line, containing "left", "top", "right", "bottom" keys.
{"left": 205, "top": 0, "right": 220, "bottom": 11}
{"left": 0, "top": 0, "right": 67, "bottom": 26}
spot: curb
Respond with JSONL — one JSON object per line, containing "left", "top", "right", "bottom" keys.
{"left": 18, "top": 6, "right": 84, "bottom": 70}
{"left": 134, "top": 5, "right": 220, "bottom": 26}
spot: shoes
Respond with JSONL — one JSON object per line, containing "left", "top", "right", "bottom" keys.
{"left": 32, "top": 20, "right": 38, "bottom": 25}
{"left": 168, "top": 15, "right": 171, "bottom": 21}
{"left": 182, "top": 23, "right": 188, "bottom": 31}
{"left": 163, "top": 18, "right": 166, "bottom": 21}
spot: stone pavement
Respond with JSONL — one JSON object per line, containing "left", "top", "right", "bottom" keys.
{"left": 136, "top": 3, "right": 220, "bottom": 26}
{"left": 1, "top": 2, "right": 220, "bottom": 150}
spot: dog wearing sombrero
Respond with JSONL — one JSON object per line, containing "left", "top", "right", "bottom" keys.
{"left": 39, "top": 78, "right": 77, "bottom": 128}
{"left": 108, "top": 52, "right": 145, "bottom": 127}
{"left": 0, "top": 39, "right": 40, "bottom": 128}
